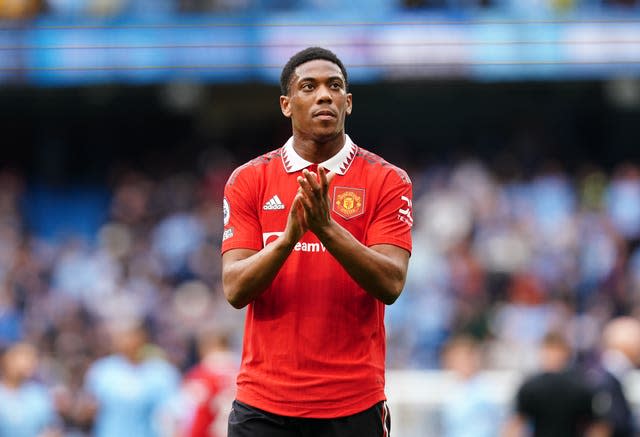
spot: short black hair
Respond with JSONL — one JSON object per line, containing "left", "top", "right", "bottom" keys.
{"left": 280, "top": 47, "right": 348, "bottom": 96}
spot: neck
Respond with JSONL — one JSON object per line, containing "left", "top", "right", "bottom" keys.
{"left": 292, "top": 131, "right": 345, "bottom": 163}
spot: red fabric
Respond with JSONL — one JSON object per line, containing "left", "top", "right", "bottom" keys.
{"left": 183, "top": 361, "right": 236, "bottom": 437}
{"left": 222, "top": 142, "right": 412, "bottom": 418}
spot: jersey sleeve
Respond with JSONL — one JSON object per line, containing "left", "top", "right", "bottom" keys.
{"left": 364, "top": 169, "right": 413, "bottom": 253}
{"left": 221, "top": 164, "right": 263, "bottom": 254}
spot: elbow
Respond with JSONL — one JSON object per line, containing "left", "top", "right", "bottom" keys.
{"left": 378, "top": 284, "right": 403, "bottom": 305}
{"left": 227, "top": 295, "right": 248, "bottom": 310}
{"left": 379, "top": 278, "right": 405, "bottom": 305}
{"left": 381, "top": 289, "right": 401, "bottom": 305}
{"left": 223, "top": 286, "right": 249, "bottom": 309}
{"left": 222, "top": 278, "right": 249, "bottom": 309}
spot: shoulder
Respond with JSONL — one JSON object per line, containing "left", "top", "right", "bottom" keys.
{"left": 88, "top": 355, "right": 122, "bottom": 376}
{"left": 20, "top": 381, "right": 47, "bottom": 395}
{"left": 356, "top": 147, "right": 411, "bottom": 185}
{"left": 518, "top": 372, "right": 548, "bottom": 393}
{"left": 144, "top": 357, "right": 180, "bottom": 379}
{"left": 226, "top": 148, "right": 282, "bottom": 187}
{"left": 145, "top": 356, "right": 176, "bottom": 370}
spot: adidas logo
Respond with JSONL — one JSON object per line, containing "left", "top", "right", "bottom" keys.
{"left": 263, "top": 195, "right": 285, "bottom": 210}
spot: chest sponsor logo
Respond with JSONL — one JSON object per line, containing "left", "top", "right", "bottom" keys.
{"left": 262, "top": 232, "right": 326, "bottom": 253}
{"left": 263, "top": 232, "right": 283, "bottom": 246}
{"left": 333, "top": 187, "right": 365, "bottom": 219}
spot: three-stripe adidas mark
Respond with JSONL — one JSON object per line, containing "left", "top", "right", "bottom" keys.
{"left": 263, "top": 195, "right": 285, "bottom": 210}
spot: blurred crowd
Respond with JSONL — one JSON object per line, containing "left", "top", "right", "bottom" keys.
{"left": 0, "top": 164, "right": 238, "bottom": 436}
{"left": 0, "top": 0, "right": 638, "bottom": 20}
{"left": 390, "top": 159, "right": 640, "bottom": 369}
{"left": 1, "top": 154, "right": 640, "bottom": 434}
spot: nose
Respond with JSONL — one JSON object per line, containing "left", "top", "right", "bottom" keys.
{"left": 316, "top": 84, "right": 332, "bottom": 103}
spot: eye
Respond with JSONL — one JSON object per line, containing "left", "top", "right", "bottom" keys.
{"left": 330, "top": 82, "right": 342, "bottom": 89}
{"left": 301, "top": 83, "right": 314, "bottom": 91}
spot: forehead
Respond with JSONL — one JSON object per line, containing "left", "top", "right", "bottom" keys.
{"left": 293, "top": 59, "right": 344, "bottom": 82}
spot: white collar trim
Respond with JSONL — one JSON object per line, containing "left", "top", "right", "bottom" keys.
{"left": 281, "top": 135, "right": 358, "bottom": 175}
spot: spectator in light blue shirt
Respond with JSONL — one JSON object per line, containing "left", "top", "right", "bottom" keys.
{"left": 0, "top": 342, "right": 59, "bottom": 437}
{"left": 84, "top": 320, "right": 180, "bottom": 437}
{"left": 440, "top": 335, "right": 501, "bottom": 437}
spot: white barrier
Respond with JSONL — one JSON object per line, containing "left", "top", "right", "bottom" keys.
{"left": 385, "top": 370, "right": 640, "bottom": 437}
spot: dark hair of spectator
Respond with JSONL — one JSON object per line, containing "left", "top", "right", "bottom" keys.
{"left": 541, "top": 331, "right": 570, "bottom": 350}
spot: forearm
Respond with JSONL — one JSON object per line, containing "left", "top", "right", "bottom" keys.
{"left": 222, "top": 238, "right": 295, "bottom": 309}
{"left": 315, "top": 221, "right": 408, "bottom": 305}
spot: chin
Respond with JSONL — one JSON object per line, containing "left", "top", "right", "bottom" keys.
{"left": 312, "top": 130, "right": 342, "bottom": 144}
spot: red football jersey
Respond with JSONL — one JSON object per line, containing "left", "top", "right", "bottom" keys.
{"left": 221, "top": 135, "right": 413, "bottom": 418}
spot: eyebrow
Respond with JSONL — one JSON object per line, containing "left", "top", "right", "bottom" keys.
{"left": 298, "top": 75, "right": 345, "bottom": 84}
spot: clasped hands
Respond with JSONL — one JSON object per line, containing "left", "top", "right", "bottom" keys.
{"left": 286, "top": 166, "right": 335, "bottom": 243}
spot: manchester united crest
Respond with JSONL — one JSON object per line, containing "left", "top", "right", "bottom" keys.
{"left": 333, "top": 187, "right": 365, "bottom": 219}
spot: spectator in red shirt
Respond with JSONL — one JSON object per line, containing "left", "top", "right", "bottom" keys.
{"left": 182, "top": 330, "right": 237, "bottom": 437}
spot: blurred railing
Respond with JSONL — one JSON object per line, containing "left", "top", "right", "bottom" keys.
{"left": 0, "top": 13, "right": 639, "bottom": 85}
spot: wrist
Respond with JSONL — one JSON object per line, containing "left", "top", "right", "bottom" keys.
{"left": 278, "top": 231, "right": 302, "bottom": 252}
{"left": 313, "top": 219, "right": 338, "bottom": 243}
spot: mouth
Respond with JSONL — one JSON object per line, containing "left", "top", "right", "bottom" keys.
{"left": 313, "top": 109, "right": 337, "bottom": 120}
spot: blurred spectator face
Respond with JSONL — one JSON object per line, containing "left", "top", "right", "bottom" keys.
{"left": 109, "top": 322, "right": 147, "bottom": 360}
{"left": 1, "top": 343, "right": 38, "bottom": 384}
{"left": 0, "top": 0, "right": 42, "bottom": 19}
{"left": 442, "top": 336, "right": 481, "bottom": 380}
{"left": 538, "top": 333, "right": 571, "bottom": 372}
{"left": 602, "top": 317, "right": 640, "bottom": 366}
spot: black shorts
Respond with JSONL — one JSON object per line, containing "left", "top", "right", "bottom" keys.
{"left": 228, "top": 399, "right": 391, "bottom": 437}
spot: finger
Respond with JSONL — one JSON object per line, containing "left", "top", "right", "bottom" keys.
{"left": 290, "top": 194, "right": 308, "bottom": 229}
{"left": 296, "top": 186, "right": 314, "bottom": 211}
{"left": 297, "top": 176, "right": 313, "bottom": 197}
{"left": 289, "top": 192, "right": 301, "bottom": 217}
{"left": 303, "top": 169, "right": 321, "bottom": 193}
{"left": 318, "top": 167, "right": 335, "bottom": 194}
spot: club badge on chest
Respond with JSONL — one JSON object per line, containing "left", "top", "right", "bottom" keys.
{"left": 332, "top": 187, "right": 365, "bottom": 219}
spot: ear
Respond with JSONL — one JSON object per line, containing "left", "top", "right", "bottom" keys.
{"left": 280, "top": 95, "right": 292, "bottom": 118}
{"left": 345, "top": 92, "right": 353, "bottom": 116}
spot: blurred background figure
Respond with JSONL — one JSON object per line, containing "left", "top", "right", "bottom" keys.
{"left": 586, "top": 316, "right": 640, "bottom": 437}
{"left": 0, "top": 0, "right": 43, "bottom": 19}
{"left": 502, "top": 331, "right": 608, "bottom": 437}
{"left": 83, "top": 320, "right": 180, "bottom": 437}
{"left": 0, "top": 342, "right": 60, "bottom": 437}
{"left": 440, "top": 335, "right": 501, "bottom": 437}
{"left": 179, "top": 329, "right": 238, "bottom": 437}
